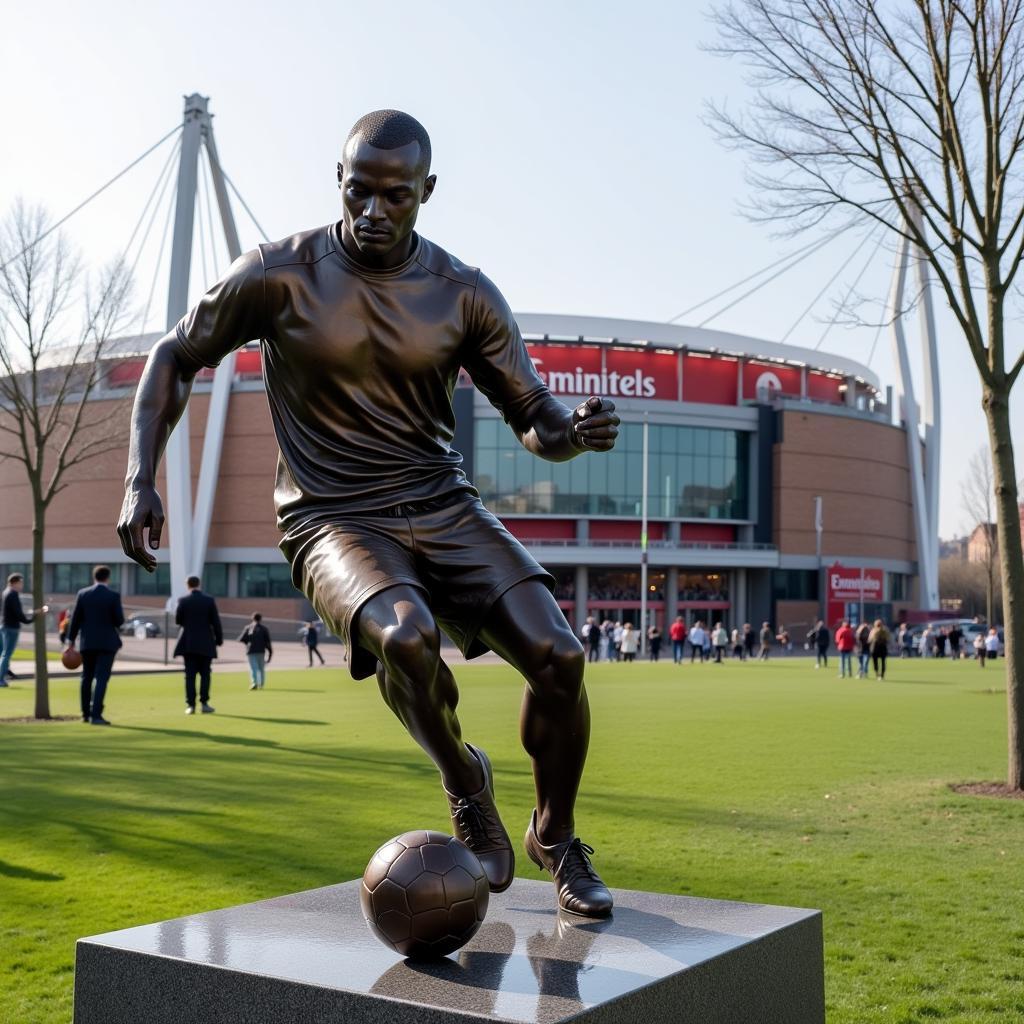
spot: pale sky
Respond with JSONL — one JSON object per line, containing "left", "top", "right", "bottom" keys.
{"left": 2, "top": 0, "right": 1019, "bottom": 536}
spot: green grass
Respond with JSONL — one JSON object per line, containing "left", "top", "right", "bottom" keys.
{"left": 1, "top": 657, "right": 1022, "bottom": 1023}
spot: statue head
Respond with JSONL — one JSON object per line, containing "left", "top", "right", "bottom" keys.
{"left": 337, "top": 110, "right": 436, "bottom": 268}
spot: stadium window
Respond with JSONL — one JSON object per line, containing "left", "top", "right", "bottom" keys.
{"left": 202, "top": 563, "right": 229, "bottom": 597}
{"left": 135, "top": 563, "right": 171, "bottom": 596}
{"left": 52, "top": 563, "right": 120, "bottom": 593}
{"left": 771, "top": 570, "right": 819, "bottom": 602}
{"left": 240, "top": 563, "right": 295, "bottom": 598}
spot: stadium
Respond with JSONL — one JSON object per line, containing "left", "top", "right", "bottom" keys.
{"left": 0, "top": 312, "right": 923, "bottom": 637}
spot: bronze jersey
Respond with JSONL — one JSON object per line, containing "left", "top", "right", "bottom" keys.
{"left": 173, "top": 224, "right": 555, "bottom": 529}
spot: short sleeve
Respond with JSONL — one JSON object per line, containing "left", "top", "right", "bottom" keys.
{"left": 173, "top": 249, "right": 266, "bottom": 372}
{"left": 461, "top": 272, "right": 550, "bottom": 427}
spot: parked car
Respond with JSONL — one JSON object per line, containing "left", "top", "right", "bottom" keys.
{"left": 119, "top": 616, "right": 161, "bottom": 638}
{"left": 911, "top": 619, "right": 987, "bottom": 656}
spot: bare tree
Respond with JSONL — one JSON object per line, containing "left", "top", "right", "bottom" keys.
{"left": 710, "top": 0, "right": 1024, "bottom": 789}
{"left": 961, "top": 445, "right": 999, "bottom": 623}
{"left": 0, "top": 200, "right": 133, "bottom": 718}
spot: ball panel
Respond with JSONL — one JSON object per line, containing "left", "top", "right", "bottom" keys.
{"left": 386, "top": 847, "right": 426, "bottom": 888}
{"left": 376, "top": 909, "right": 411, "bottom": 944}
{"left": 448, "top": 837, "right": 486, "bottom": 877}
{"left": 363, "top": 853, "right": 392, "bottom": 892}
{"left": 375, "top": 840, "right": 407, "bottom": 864}
{"left": 398, "top": 830, "right": 431, "bottom": 849}
{"left": 370, "top": 877, "right": 410, "bottom": 917}
{"left": 447, "top": 897, "right": 479, "bottom": 935}
{"left": 411, "top": 907, "right": 450, "bottom": 943}
{"left": 421, "top": 843, "right": 455, "bottom": 875}
{"left": 442, "top": 864, "right": 477, "bottom": 905}
{"left": 424, "top": 829, "right": 453, "bottom": 846}
{"left": 406, "top": 871, "right": 447, "bottom": 914}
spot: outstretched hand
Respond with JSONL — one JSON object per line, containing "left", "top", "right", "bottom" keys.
{"left": 117, "top": 484, "right": 165, "bottom": 572}
{"left": 572, "top": 396, "right": 619, "bottom": 452}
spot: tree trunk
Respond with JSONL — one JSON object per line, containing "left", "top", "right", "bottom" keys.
{"left": 31, "top": 511, "right": 49, "bottom": 720}
{"left": 983, "top": 384, "right": 1024, "bottom": 789}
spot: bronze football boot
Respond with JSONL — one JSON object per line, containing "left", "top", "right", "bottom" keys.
{"left": 524, "top": 810, "right": 613, "bottom": 918}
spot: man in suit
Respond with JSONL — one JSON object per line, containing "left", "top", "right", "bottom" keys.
{"left": 66, "top": 565, "right": 124, "bottom": 725}
{"left": 175, "top": 575, "right": 223, "bottom": 715}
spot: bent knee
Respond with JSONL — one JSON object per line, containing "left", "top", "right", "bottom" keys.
{"left": 379, "top": 614, "right": 440, "bottom": 677}
{"left": 529, "top": 632, "right": 585, "bottom": 703}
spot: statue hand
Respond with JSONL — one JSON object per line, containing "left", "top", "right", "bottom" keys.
{"left": 572, "top": 396, "right": 619, "bottom": 451}
{"left": 118, "top": 483, "right": 165, "bottom": 572}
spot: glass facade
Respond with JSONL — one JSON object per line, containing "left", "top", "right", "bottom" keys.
{"left": 475, "top": 420, "right": 748, "bottom": 519}
{"left": 771, "top": 569, "right": 818, "bottom": 602}
{"left": 135, "top": 563, "right": 171, "bottom": 596}
{"left": 203, "top": 563, "right": 229, "bottom": 597}
{"left": 51, "top": 563, "right": 122, "bottom": 593}
{"left": 240, "top": 562, "right": 296, "bottom": 599}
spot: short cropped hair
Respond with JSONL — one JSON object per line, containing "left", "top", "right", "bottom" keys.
{"left": 93, "top": 565, "right": 111, "bottom": 582}
{"left": 186, "top": 575, "right": 201, "bottom": 589}
{"left": 253, "top": 613, "right": 262, "bottom": 622}
{"left": 7, "top": 573, "right": 22, "bottom": 585}
{"left": 346, "top": 109, "right": 431, "bottom": 171}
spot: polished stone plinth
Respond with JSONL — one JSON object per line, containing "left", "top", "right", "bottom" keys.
{"left": 74, "top": 879, "right": 824, "bottom": 1023}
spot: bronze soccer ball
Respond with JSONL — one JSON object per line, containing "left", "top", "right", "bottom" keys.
{"left": 360, "top": 830, "right": 489, "bottom": 958}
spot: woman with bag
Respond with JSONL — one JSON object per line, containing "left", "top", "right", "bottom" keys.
{"left": 238, "top": 612, "right": 273, "bottom": 690}
{"left": 868, "top": 619, "right": 890, "bottom": 680}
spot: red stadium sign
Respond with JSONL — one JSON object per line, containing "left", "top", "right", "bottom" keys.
{"left": 525, "top": 344, "right": 679, "bottom": 400}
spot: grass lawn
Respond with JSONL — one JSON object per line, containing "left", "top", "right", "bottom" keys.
{"left": 2, "top": 656, "right": 1022, "bottom": 1023}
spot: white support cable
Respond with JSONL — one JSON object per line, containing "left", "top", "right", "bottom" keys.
{"left": 697, "top": 232, "right": 840, "bottom": 329}
{"left": 220, "top": 170, "right": 271, "bottom": 243}
{"left": 666, "top": 234, "right": 827, "bottom": 324}
{"left": 139, "top": 161, "right": 179, "bottom": 335}
{"left": 122, "top": 138, "right": 182, "bottom": 267}
{"left": 195, "top": 152, "right": 210, "bottom": 295}
{"left": 814, "top": 230, "right": 886, "bottom": 350}
{"left": 780, "top": 229, "right": 878, "bottom": 344}
{"left": 200, "top": 148, "right": 222, "bottom": 278}
{"left": 0, "top": 124, "right": 182, "bottom": 275}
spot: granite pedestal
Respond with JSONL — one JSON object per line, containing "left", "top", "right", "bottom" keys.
{"left": 74, "top": 879, "right": 824, "bottom": 1023}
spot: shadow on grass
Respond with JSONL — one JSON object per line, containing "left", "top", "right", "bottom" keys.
{"left": 0, "top": 859, "right": 63, "bottom": 881}
{"left": 213, "top": 714, "right": 329, "bottom": 726}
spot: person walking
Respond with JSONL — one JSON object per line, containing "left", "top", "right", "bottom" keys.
{"left": 948, "top": 624, "right": 962, "bottom": 660}
{"left": 743, "top": 623, "right": 757, "bottom": 660}
{"left": 303, "top": 620, "right": 326, "bottom": 666}
{"left": 612, "top": 621, "right": 624, "bottom": 662}
{"left": 935, "top": 628, "right": 947, "bottom": 659}
{"left": 174, "top": 575, "right": 223, "bottom": 714}
{"left": 835, "top": 619, "right": 855, "bottom": 678}
{"left": 711, "top": 622, "right": 729, "bottom": 663}
{"left": 580, "top": 617, "right": 600, "bottom": 664}
{"left": 869, "top": 619, "right": 890, "bottom": 680}
{"left": 758, "top": 622, "right": 772, "bottom": 660}
{"left": 984, "top": 627, "right": 1000, "bottom": 662}
{"left": 619, "top": 622, "right": 639, "bottom": 662}
{"left": 669, "top": 615, "right": 686, "bottom": 664}
{"left": 807, "top": 620, "right": 830, "bottom": 669}
{"left": 775, "top": 624, "right": 791, "bottom": 655}
{"left": 238, "top": 612, "right": 273, "bottom": 689}
{"left": 856, "top": 621, "right": 872, "bottom": 678}
{"left": 647, "top": 623, "right": 662, "bottom": 662}
{"left": 0, "top": 573, "right": 47, "bottom": 685}
{"left": 974, "top": 631, "right": 986, "bottom": 666}
{"left": 731, "top": 626, "right": 744, "bottom": 659}
{"left": 897, "top": 622, "right": 912, "bottom": 659}
{"left": 66, "top": 565, "right": 124, "bottom": 724}
{"left": 689, "top": 620, "right": 706, "bottom": 663}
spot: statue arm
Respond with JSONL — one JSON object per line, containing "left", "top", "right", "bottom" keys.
{"left": 462, "top": 273, "right": 618, "bottom": 462}
{"left": 118, "top": 250, "right": 267, "bottom": 570}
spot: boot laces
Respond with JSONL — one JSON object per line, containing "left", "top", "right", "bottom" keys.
{"left": 559, "top": 838, "right": 601, "bottom": 888}
{"left": 452, "top": 796, "right": 503, "bottom": 851}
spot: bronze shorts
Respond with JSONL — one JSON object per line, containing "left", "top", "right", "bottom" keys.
{"left": 280, "top": 497, "right": 553, "bottom": 680}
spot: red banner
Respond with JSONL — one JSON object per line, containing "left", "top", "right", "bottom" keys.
{"left": 741, "top": 361, "right": 802, "bottom": 400}
{"left": 682, "top": 354, "right": 737, "bottom": 405}
{"left": 525, "top": 344, "right": 679, "bottom": 400}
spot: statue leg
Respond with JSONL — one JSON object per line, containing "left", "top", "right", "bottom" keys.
{"left": 356, "top": 584, "right": 483, "bottom": 796}
{"left": 477, "top": 579, "right": 589, "bottom": 846}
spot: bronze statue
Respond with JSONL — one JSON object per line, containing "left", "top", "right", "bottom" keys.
{"left": 118, "top": 110, "right": 619, "bottom": 917}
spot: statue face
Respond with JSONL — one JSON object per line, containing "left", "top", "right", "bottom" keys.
{"left": 337, "top": 138, "right": 436, "bottom": 266}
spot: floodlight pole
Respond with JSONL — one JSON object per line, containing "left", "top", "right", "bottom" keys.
{"left": 163, "top": 94, "right": 206, "bottom": 606}
{"left": 163, "top": 93, "right": 244, "bottom": 599}
{"left": 640, "top": 413, "right": 649, "bottom": 655}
